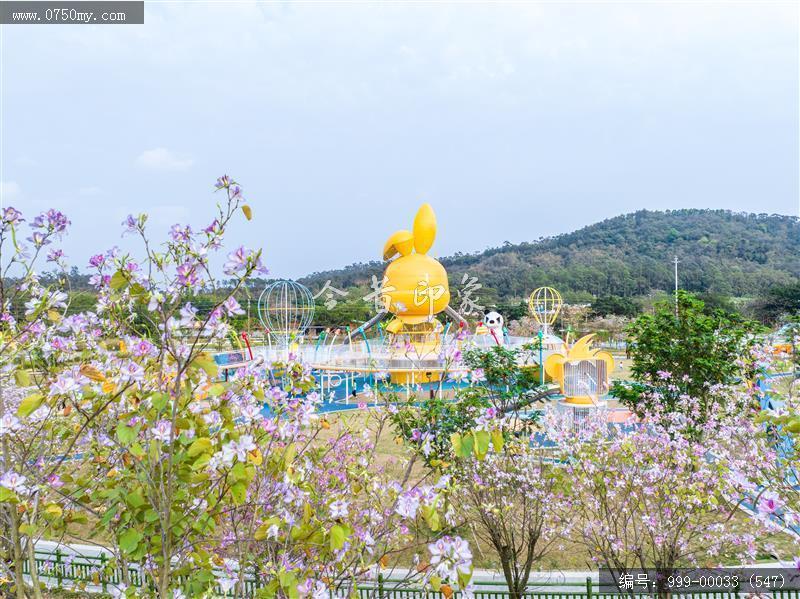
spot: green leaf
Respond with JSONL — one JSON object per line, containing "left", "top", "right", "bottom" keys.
{"left": 187, "top": 437, "right": 212, "bottom": 457}
{"left": 278, "top": 571, "right": 298, "bottom": 599}
{"left": 230, "top": 482, "right": 247, "bottom": 505}
{"left": 126, "top": 491, "right": 146, "bottom": 509}
{"left": 474, "top": 430, "right": 490, "bottom": 460}
{"left": 144, "top": 509, "right": 159, "bottom": 523}
{"left": 208, "top": 384, "right": 226, "bottom": 397}
{"left": 17, "top": 393, "right": 44, "bottom": 418}
{"left": 786, "top": 420, "right": 800, "bottom": 434}
{"left": 119, "top": 528, "right": 142, "bottom": 554}
{"left": 491, "top": 428, "right": 504, "bottom": 453}
{"left": 450, "top": 433, "right": 462, "bottom": 457}
{"left": 460, "top": 431, "right": 474, "bottom": 458}
{"left": 192, "top": 353, "right": 219, "bottom": 379}
{"left": 100, "top": 507, "right": 117, "bottom": 526}
{"left": 109, "top": 270, "right": 129, "bottom": 290}
{"left": 458, "top": 566, "right": 474, "bottom": 590}
{"left": 329, "top": 524, "right": 347, "bottom": 551}
{"left": 14, "top": 369, "right": 30, "bottom": 386}
{"left": 129, "top": 442, "right": 145, "bottom": 458}
{"left": 283, "top": 443, "right": 297, "bottom": 469}
{"left": 422, "top": 504, "right": 440, "bottom": 531}
{"left": 151, "top": 392, "right": 169, "bottom": 411}
{"left": 191, "top": 453, "right": 211, "bottom": 471}
{"left": 116, "top": 423, "right": 136, "bottom": 446}
{"left": 231, "top": 462, "right": 247, "bottom": 482}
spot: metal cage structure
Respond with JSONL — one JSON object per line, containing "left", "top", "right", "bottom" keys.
{"left": 528, "top": 286, "right": 563, "bottom": 335}
{"left": 563, "top": 359, "right": 609, "bottom": 399}
{"left": 257, "top": 280, "right": 315, "bottom": 347}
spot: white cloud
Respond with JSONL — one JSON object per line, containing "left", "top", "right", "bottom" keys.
{"left": 0, "top": 181, "right": 22, "bottom": 202}
{"left": 135, "top": 148, "right": 193, "bottom": 172}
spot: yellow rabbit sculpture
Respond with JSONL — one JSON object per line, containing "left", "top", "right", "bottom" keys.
{"left": 381, "top": 203, "right": 450, "bottom": 334}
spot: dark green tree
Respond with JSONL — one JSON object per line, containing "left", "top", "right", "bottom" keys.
{"left": 589, "top": 295, "right": 640, "bottom": 318}
{"left": 613, "top": 291, "right": 761, "bottom": 431}
{"left": 695, "top": 291, "right": 739, "bottom": 316}
{"left": 752, "top": 283, "right": 800, "bottom": 324}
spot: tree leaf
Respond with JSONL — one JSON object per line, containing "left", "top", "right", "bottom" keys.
{"left": 109, "top": 270, "right": 129, "bottom": 290}
{"left": 192, "top": 353, "right": 219, "bottom": 379}
{"left": 151, "top": 392, "right": 169, "bottom": 411}
{"left": 17, "top": 393, "right": 44, "bottom": 418}
{"left": 116, "top": 423, "right": 136, "bottom": 446}
{"left": 450, "top": 433, "right": 462, "bottom": 457}
{"left": 459, "top": 432, "right": 474, "bottom": 458}
{"left": 187, "top": 437, "right": 212, "bottom": 457}
{"left": 119, "top": 528, "right": 142, "bottom": 554}
{"left": 230, "top": 482, "right": 247, "bottom": 505}
{"left": 422, "top": 504, "right": 440, "bottom": 531}
{"left": 208, "top": 383, "right": 226, "bottom": 397}
{"left": 474, "top": 430, "right": 490, "bottom": 460}
{"left": 491, "top": 428, "right": 504, "bottom": 453}
{"left": 13, "top": 369, "right": 30, "bottom": 386}
{"left": 126, "top": 491, "right": 146, "bottom": 509}
{"left": 329, "top": 524, "right": 347, "bottom": 551}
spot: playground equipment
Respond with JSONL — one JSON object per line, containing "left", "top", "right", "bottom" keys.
{"left": 306, "top": 203, "right": 473, "bottom": 386}
{"left": 529, "top": 287, "right": 565, "bottom": 350}
{"left": 218, "top": 204, "right": 617, "bottom": 409}
{"left": 544, "top": 334, "right": 614, "bottom": 406}
{"left": 257, "top": 279, "right": 315, "bottom": 350}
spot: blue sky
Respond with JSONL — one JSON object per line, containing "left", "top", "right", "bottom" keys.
{"left": 1, "top": 1, "right": 798, "bottom": 278}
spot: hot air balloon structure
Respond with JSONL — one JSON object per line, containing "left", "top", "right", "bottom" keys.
{"left": 257, "top": 279, "right": 315, "bottom": 350}
{"left": 529, "top": 287, "right": 562, "bottom": 333}
{"left": 544, "top": 334, "right": 615, "bottom": 405}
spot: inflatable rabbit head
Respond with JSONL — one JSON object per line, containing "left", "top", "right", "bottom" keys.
{"left": 381, "top": 203, "right": 450, "bottom": 325}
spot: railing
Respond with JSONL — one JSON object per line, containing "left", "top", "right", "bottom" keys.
{"left": 21, "top": 548, "right": 798, "bottom": 598}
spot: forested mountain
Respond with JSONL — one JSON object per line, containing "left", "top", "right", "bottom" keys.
{"left": 300, "top": 209, "right": 800, "bottom": 302}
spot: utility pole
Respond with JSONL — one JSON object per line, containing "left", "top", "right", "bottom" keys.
{"left": 673, "top": 255, "right": 680, "bottom": 317}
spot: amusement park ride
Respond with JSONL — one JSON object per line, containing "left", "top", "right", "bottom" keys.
{"left": 216, "top": 203, "right": 615, "bottom": 409}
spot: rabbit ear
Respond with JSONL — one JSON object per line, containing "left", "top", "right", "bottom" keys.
{"left": 383, "top": 229, "right": 414, "bottom": 260}
{"left": 412, "top": 203, "right": 436, "bottom": 254}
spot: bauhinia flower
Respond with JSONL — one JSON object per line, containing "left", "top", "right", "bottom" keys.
{"left": 0, "top": 414, "right": 21, "bottom": 436}
{"left": 428, "top": 536, "right": 473, "bottom": 580}
{"left": 150, "top": 420, "right": 174, "bottom": 443}
{"left": 0, "top": 471, "right": 30, "bottom": 494}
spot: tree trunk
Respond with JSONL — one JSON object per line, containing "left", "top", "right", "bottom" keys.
{"left": 8, "top": 509, "right": 26, "bottom": 599}
{"left": 25, "top": 540, "right": 41, "bottom": 599}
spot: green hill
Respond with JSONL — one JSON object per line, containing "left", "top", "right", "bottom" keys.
{"left": 299, "top": 209, "right": 800, "bottom": 303}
